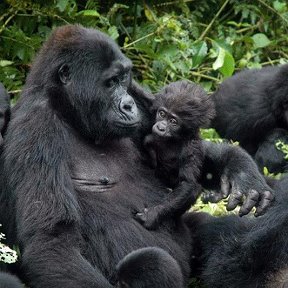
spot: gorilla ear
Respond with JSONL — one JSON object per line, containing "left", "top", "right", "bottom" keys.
{"left": 58, "top": 64, "right": 71, "bottom": 84}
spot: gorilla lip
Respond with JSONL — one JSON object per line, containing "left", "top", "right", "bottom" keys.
{"left": 115, "top": 120, "right": 139, "bottom": 128}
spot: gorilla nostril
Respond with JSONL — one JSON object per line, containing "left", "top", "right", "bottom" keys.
{"left": 123, "top": 102, "right": 133, "bottom": 111}
{"left": 120, "top": 98, "right": 135, "bottom": 114}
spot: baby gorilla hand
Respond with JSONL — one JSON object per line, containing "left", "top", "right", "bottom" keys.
{"left": 134, "top": 207, "right": 160, "bottom": 230}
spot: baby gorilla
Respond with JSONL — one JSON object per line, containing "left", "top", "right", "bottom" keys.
{"left": 116, "top": 247, "right": 184, "bottom": 288}
{"left": 135, "top": 80, "right": 215, "bottom": 229}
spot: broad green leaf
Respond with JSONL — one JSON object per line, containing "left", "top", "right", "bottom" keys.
{"left": 212, "top": 48, "right": 225, "bottom": 70}
{"left": 213, "top": 48, "right": 235, "bottom": 77}
{"left": 252, "top": 33, "right": 271, "bottom": 48}
{"left": 108, "top": 26, "right": 119, "bottom": 40}
{"left": 273, "top": 1, "right": 286, "bottom": 12}
{"left": 56, "top": 0, "right": 69, "bottom": 12}
{"left": 78, "top": 10, "right": 100, "bottom": 17}
{"left": 0, "top": 60, "right": 13, "bottom": 67}
{"left": 219, "top": 51, "right": 235, "bottom": 77}
{"left": 191, "top": 41, "right": 208, "bottom": 67}
{"left": 144, "top": 9, "right": 155, "bottom": 22}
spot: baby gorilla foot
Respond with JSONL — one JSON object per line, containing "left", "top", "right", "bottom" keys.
{"left": 134, "top": 208, "right": 160, "bottom": 230}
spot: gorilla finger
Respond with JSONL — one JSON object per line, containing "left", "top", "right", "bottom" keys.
{"left": 255, "top": 190, "right": 274, "bottom": 217}
{"left": 226, "top": 187, "right": 243, "bottom": 211}
{"left": 220, "top": 174, "right": 230, "bottom": 198}
{"left": 239, "top": 189, "right": 259, "bottom": 217}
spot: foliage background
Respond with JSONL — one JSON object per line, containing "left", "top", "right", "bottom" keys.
{"left": 0, "top": 0, "right": 287, "bottom": 97}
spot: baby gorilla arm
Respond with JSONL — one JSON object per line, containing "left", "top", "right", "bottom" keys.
{"left": 135, "top": 141, "right": 203, "bottom": 230}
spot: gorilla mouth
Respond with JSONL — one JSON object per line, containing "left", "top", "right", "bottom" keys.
{"left": 115, "top": 120, "right": 139, "bottom": 128}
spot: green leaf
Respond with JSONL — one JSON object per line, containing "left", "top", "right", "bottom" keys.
{"left": 191, "top": 41, "right": 208, "bottom": 67}
{"left": 212, "top": 48, "right": 225, "bottom": 70}
{"left": 78, "top": 10, "right": 100, "bottom": 17}
{"left": 252, "top": 33, "right": 271, "bottom": 48}
{"left": 144, "top": 8, "right": 156, "bottom": 22}
{"left": 273, "top": 0, "right": 286, "bottom": 12}
{"left": 213, "top": 48, "right": 235, "bottom": 77}
{"left": 220, "top": 51, "right": 235, "bottom": 77}
{"left": 56, "top": 0, "right": 69, "bottom": 12}
{"left": 0, "top": 60, "right": 14, "bottom": 67}
{"left": 108, "top": 26, "right": 119, "bottom": 40}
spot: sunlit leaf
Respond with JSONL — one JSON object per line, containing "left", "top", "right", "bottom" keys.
{"left": 0, "top": 60, "right": 14, "bottom": 67}
{"left": 191, "top": 41, "right": 208, "bottom": 67}
{"left": 252, "top": 33, "right": 271, "bottom": 48}
{"left": 56, "top": 0, "right": 69, "bottom": 12}
{"left": 108, "top": 26, "right": 119, "bottom": 40}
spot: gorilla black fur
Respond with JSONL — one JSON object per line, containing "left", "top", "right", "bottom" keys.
{"left": 212, "top": 64, "right": 288, "bottom": 157}
{"left": 135, "top": 80, "right": 215, "bottom": 229}
{"left": 188, "top": 175, "right": 288, "bottom": 288}
{"left": 255, "top": 128, "right": 288, "bottom": 174}
{"left": 0, "top": 83, "right": 10, "bottom": 145}
{"left": 116, "top": 247, "right": 184, "bottom": 288}
{"left": 0, "top": 272, "right": 23, "bottom": 288}
{"left": 0, "top": 25, "right": 273, "bottom": 287}
{"left": 0, "top": 84, "right": 23, "bottom": 288}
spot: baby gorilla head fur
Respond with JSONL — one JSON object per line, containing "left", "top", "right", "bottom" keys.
{"left": 116, "top": 247, "right": 184, "bottom": 288}
{"left": 25, "top": 25, "right": 139, "bottom": 143}
{"left": 151, "top": 80, "right": 215, "bottom": 140}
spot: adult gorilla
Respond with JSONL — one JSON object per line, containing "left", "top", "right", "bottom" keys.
{"left": 0, "top": 25, "right": 273, "bottom": 287}
{"left": 189, "top": 175, "right": 288, "bottom": 288}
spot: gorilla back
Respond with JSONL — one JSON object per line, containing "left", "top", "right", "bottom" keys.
{"left": 212, "top": 64, "right": 288, "bottom": 155}
{"left": 0, "top": 25, "right": 191, "bottom": 287}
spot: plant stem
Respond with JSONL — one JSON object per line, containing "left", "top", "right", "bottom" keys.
{"left": 199, "top": 0, "right": 230, "bottom": 41}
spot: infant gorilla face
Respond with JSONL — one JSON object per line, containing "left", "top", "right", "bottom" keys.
{"left": 151, "top": 80, "right": 215, "bottom": 140}
{"left": 152, "top": 107, "right": 181, "bottom": 138}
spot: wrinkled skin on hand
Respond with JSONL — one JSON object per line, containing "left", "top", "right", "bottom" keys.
{"left": 201, "top": 141, "right": 274, "bottom": 217}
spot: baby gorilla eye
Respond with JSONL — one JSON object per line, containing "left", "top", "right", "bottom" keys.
{"left": 158, "top": 110, "right": 166, "bottom": 118}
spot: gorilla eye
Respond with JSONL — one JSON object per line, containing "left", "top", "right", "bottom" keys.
{"left": 170, "top": 118, "right": 177, "bottom": 125}
{"left": 106, "top": 76, "right": 119, "bottom": 88}
{"left": 119, "top": 72, "right": 129, "bottom": 82}
{"left": 58, "top": 64, "right": 70, "bottom": 84}
{"left": 158, "top": 110, "right": 166, "bottom": 118}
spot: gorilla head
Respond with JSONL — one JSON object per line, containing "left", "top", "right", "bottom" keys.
{"left": 26, "top": 25, "right": 139, "bottom": 143}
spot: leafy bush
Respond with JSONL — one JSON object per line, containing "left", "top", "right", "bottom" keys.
{"left": 0, "top": 0, "right": 287, "bottom": 95}
{"left": 0, "top": 225, "right": 17, "bottom": 264}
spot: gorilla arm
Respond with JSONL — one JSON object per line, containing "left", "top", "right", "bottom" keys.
{"left": 3, "top": 106, "right": 114, "bottom": 288}
{"left": 201, "top": 141, "right": 274, "bottom": 216}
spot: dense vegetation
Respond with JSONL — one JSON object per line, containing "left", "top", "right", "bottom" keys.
{"left": 0, "top": 0, "right": 287, "bottom": 97}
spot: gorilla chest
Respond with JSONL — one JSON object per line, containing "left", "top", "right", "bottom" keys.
{"left": 71, "top": 138, "right": 140, "bottom": 193}
{"left": 70, "top": 137, "right": 163, "bottom": 207}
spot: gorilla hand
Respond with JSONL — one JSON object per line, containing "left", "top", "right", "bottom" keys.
{"left": 202, "top": 141, "right": 274, "bottom": 216}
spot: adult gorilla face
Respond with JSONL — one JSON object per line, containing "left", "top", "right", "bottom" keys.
{"left": 35, "top": 26, "right": 139, "bottom": 143}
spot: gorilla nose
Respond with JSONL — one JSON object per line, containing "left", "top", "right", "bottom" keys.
{"left": 119, "top": 95, "right": 138, "bottom": 120}
{"left": 121, "top": 98, "right": 134, "bottom": 112}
